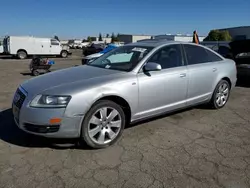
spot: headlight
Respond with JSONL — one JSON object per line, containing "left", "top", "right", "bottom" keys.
{"left": 30, "top": 95, "right": 71, "bottom": 108}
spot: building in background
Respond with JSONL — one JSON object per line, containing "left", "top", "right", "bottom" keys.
{"left": 117, "top": 34, "right": 152, "bottom": 44}
{"left": 153, "top": 34, "right": 205, "bottom": 42}
{"left": 216, "top": 26, "right": 250, "bottom": 40}
{"left": 90, "top": 37, "right": 112, "bottom": 43}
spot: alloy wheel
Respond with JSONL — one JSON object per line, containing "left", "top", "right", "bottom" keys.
{"left": 87, "top": 107, "right": 122, "bottom": 145}
{"left": 215, "top": 83, "right": 229, "bottom": 107}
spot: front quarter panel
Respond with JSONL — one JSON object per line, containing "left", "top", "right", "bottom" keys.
{"left": 62, "top": 73, "right": 139, "bottom": 119}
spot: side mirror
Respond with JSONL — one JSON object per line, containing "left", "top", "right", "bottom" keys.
{"left": 143, "top": 62, "right": 162, "bottom": 72}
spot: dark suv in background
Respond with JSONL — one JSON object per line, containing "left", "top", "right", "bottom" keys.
{"left": 200, "top": 41, "right": 232, "bottom": 58}
{"left": 201, "top": 40, "right": 250, "bottom": 79}
{"left": 82, "top": 43, "right": 105, "bottom": 56}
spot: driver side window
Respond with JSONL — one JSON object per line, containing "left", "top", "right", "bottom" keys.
{"left": 148, "top": 44, "right": 183, "bottom": 69}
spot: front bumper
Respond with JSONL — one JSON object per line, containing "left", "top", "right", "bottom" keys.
{"left": 12, "top": 88, "right": 83, "bottom": 138}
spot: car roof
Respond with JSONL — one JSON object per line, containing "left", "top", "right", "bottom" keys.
{"left": 126, "top": 39, "right": 193, "bottom": 48}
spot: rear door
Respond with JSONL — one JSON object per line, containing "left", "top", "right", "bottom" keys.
{"left": 182, "top": 44, "right": 224, "bottom": 105}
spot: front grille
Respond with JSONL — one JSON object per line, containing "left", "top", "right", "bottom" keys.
{"left": 24, "top": 123, "right": 60, "bottom": 133}
{"left": 14, "top": 88, "right": 26, "bottom": 109}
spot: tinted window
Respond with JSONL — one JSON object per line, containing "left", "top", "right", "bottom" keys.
{"left": 184, "top": 44, "right": 222, "bottom": 65}
{"left": 148, "top": 45, "right": 183, "bottom": 69}
{"left": 205, "top": 48, "right": 223, "bottom": 61}
{"left": 51, "top": 39, "right": 59, "bottom": 46}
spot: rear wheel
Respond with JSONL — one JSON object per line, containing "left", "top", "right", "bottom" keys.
{"left": 17, "top": 50, "right": 27, "bottom": 59}
{"left": 32, "top": 69, "right": 40, "bottom": 76}
{"left": 60, "top": 50, "right": 68, "bottom": 58}
{"left": 81, "top": 100, "right": 125, "bottom": 149}
{"left": 210, "top": 80, "right": 230, "bottom": 109}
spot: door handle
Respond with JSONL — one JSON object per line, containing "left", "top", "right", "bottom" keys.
{"left": 213, "top": 68, "right": 217, "bottom": 72}
{"left": 180, "top": 73, "right": 186, "bottom": 78}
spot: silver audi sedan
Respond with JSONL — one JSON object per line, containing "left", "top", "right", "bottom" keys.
{"left": 12, "top": 40, "right": 237, "bottom": 148}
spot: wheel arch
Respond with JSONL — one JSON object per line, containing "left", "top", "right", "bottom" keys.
{"left": 17, "top": 49, "right": 28, "bottom": 55}
{"left": 214, "top": 76, "right": 232, "bottom": 91}
{"left": 221, "top": 77, "right": 232, "bottom": 88}
{"left": 91, "top": 95, "right": 132, "bottom": 125}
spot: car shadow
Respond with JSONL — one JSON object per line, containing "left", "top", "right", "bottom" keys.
{"left": 0, "top": 108, "right": 91, "bottom": 150}
{"left": 0, "top": 103, "right": 221, "bottom": 149}
{"left": 20, "top": 72, "right": 33, "bottom": 76}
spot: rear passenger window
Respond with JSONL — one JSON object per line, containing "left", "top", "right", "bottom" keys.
{"left": 205, "top": 49, "right": 223, "bottom": 62}
{"left": 184, "top": 44, "right": 222, "bottom": 65}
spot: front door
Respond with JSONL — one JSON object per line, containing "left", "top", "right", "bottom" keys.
{"left": 136, "top": 44, "right": 188, "bottom": 119}
{"left": 50, "top": 39, "right": 61, "bottom": 55}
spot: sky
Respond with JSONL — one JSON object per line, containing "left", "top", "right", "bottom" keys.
{"left": 0, "top": 0, "right": 250, "bottom": 39}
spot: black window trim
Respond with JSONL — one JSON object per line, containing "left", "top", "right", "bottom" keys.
{"left": 138, "top": 44, "right": 186, "bottom": 73}
{"left": 181, "top": 43, "right": 224, "bottom": 66}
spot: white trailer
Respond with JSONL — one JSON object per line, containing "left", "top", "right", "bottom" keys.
{"left": 3, "top": 36, "right": 69, "bottom": 59}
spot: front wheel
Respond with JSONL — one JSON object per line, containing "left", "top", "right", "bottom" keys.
{"left": 81, "top": 100, "right": 126, "bottom": 149}
{"left": 210, "top": 80, "right": 231, "bottom": 109}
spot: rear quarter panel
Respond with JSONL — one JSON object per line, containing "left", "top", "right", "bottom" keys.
{"left": 212, "top": 59, "right": 237, "bottom": 91}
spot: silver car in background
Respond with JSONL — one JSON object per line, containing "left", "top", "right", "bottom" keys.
{"left": 12, "top": 40, "right": 237, "bottom": 149}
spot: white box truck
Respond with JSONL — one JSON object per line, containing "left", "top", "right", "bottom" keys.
{"left": 3, "top": 36, "right": 69, "bottom": 59}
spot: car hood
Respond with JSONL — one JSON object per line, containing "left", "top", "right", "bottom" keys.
{"left": 21, "top": 65, "right": 122, "bottom": 96}
{"left": 85, "top": 52, "right": 103, "bottom": 59}
{"left": 229, "top": 39, "right": 250, "bottom": 55}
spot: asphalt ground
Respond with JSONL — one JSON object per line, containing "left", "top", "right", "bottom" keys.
{"left": 0, "top": 56, "right": 250, "bottom": 188}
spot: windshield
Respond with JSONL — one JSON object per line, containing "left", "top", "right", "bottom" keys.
{"left": 87, "top": 45, "right": 153, "bottom": 71}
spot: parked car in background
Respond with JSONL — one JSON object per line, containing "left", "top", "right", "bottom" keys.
{"left": 3, "top": 36, "right": 70, "bottom": 59}
{"left": 12, "top": 40, "right": 237, "bottom": 149}
{"left": 201, "top": 40, "right": 250, "bottom": 79}
{"left": 82, "top": 43, "right": 118, "bottom": 65}
{"left": 200, "top": 41, "right": 232, "bottom": 58}
{"left": 0, "top": 45, "right": 3, "bottom": 54}
{"left": 229, "top": 39, "right": 250, "bottom": 79}
{"left": 82, "top": 43, "right": 105, "bottom": 56}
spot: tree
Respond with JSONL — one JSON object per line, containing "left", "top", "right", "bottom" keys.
{"left": 106, "top": 34, "right": 110, "bottom": 38}
{"left": 204, "top": 30, "right": 232, "bottom": 41}
{"left": 111, "top": 32, "right": 120, "bottom": 43}
{"left": 98, "top": 33, "right": 103, "bottom": 41}
{"left": 87, "top": 36, "right": 92, "bottom": 42}
{"left": 219, "top": 30, "right": 232, "bottom": 41}
{"left": 54, "top": 35, "right": 60, "bottom": 41}
{"left": 111, "top": 32, "right": 115, "bottom": 43}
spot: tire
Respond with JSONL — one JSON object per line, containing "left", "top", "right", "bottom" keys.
{"left": 32, "top": 69, "right": 40, "bottom": 76}
{"left": 17, "top": 50, "right": 27, "bottom": 59}
{"left": 81, "top": 100, "right": 126, "bottom": 149}
{"left": 60, "top": 50, "right": 68, "bottom": 58}
{"left": 210, "top": 80, "right": 231, "bottom": 109}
